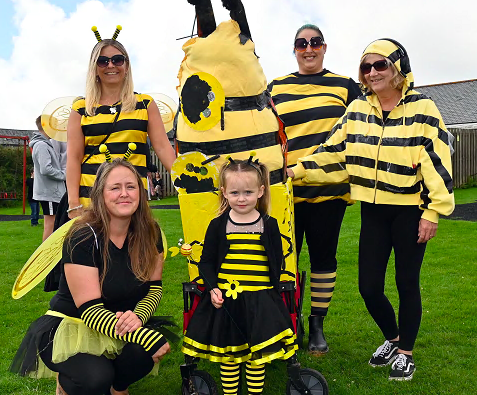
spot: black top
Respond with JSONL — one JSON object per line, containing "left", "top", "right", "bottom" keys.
{"left": 26, "top": 178, "right": 35, "bottom": 202}
{"left": 383, "top": 110, "right": 391, "bottom": 122}
{"left": 50, "top": 227, "right": 163, "bottom": 318}
{"left": 200, "top": 210, "right": 284, "bottom": 291}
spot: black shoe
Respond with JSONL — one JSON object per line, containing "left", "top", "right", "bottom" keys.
{"left": 308, "top": 315, "right": 328, "bottom": 354}
{"left": 389, "top": 353, "right": 415, "bottom": 381}
{"left": 369, "top": 340, "right": 399, "bottom": 367}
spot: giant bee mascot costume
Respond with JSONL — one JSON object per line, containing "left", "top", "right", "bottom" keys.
{"left": 175, "top": 0, "right": 287, "bottom": 185}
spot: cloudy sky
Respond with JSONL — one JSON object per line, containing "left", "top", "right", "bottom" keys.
{"left": 1, "top": 0, "right": 476, "bottom": 130}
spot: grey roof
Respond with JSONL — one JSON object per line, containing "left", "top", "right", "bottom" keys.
{"left": 416, "top": 79, "right": 477, "bottom": 126}
{"left": 0, "top": 128, "right": 36, "bottom": 146}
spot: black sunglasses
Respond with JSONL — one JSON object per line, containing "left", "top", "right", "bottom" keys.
{"left": 294, "top": 36, "right": 324, "bottom": 52}
{"left": 360, "top": 60, "right": 389, "bottom": 75}
{"left": 96, "top": 54, "right": 126, "bottom": 68}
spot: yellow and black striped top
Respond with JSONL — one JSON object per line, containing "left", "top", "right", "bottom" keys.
{"left": 218, "top": 233, "right": 273, "bottom": 292}
{"left": 72, "top": 93, "right": 152, "bottom": 207}
{"left": 294, "top": 89, "right": 455, "bottom": 223}
{"left": 269, "top": 70, "right": 361, "bottom": 203}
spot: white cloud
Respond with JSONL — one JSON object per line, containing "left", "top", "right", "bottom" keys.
{"left": 1, "top": 0, "right": 476, "bottom": 129}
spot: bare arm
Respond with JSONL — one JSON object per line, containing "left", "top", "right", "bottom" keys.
{"left": 147, "top": 100, "right": 176, "bottom": 173}
{"left": 66, "top": 110, "right": 85, "bottom": 217}
{"left": 64, "top": 263, "right": 101, "bottom": 308}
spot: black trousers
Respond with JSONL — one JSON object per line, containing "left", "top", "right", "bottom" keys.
{"left": 294, "top": 199, "right": 347, "bottom": 316}
{"left": 39, "top": 327, "right": 154, "bottom": 395}
{"left": 359, "top": 202, "right": 427, "bottom": 351}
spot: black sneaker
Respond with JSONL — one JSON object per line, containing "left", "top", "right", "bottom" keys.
{"left": 389, "top": 353, "right": 415, "bottom": 381}
{"left": 369, "top": 340, "right": 399, "bottom": 367}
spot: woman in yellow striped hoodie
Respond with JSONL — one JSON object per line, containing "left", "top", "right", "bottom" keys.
{"left": 289, "top": 39, "right": 454, "bottom": 381}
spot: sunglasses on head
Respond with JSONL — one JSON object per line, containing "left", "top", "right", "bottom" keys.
{"left": 294, "top": 36, "right": 324, "bottom": 52}
{"left": 96, "top": 54, "right": 126, "bottom": 68}
{"left": 360, "top": 59, "right": 389, "bottom": 75}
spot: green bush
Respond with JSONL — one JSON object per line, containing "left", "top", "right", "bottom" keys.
{"left": 460, "top": 174, "right": 477, "bottom": 189}
{"left": 0, "top": 145, "right": 32, "bottom": 206}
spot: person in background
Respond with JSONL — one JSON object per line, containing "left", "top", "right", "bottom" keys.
{"left": 153, "top": 172, "right": 163, "bottom": 200}
{"left": 26, "top": 168, "right": 39, "bottom": 227}
{"left": 30, "top": 116, "right": 66, "bottom": 241}
{"left": 289, "top": 38, "right": 454, "bottom": 380}
{"left": 269, "top": 24, "right": 362, "bottom": 355}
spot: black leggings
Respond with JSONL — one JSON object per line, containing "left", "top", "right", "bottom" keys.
{"left": 294, "top": 200, "right": 347, "bottom": 273}
{"left": 359, "top": 203, "right": 427, "bottom": 351}
{"left": 39, "top": 328, "right": 154, "bottom": 395}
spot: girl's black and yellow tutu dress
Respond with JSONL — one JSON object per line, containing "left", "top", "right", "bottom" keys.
{"left": 182, "top": 211, "right": 297, "bottom": 365}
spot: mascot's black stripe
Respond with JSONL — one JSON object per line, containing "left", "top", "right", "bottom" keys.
{"left": 177, "top": 131, "right": 278, "bottom": 155}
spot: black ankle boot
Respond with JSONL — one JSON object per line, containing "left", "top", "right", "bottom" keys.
{"left": 308, "top": 315, "right": 329, "bottom": 354}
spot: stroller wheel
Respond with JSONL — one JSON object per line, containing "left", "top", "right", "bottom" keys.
{"left": 286, "top": 368, "right": 328, "bottom": 395}
{"left": 181, "top": 369, "right": 218, "bottom": 395}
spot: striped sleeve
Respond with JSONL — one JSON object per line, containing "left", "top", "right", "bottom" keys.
{"left": 79, "top": 299, "right": 166, "bottom": 356}
{"left": 417, "top": 102, "right": 454, "bottom": 222}
{"left": 293, "top": 113, "right": 350, "bottom": 185}
{"left": 133, "top": 280, "right": 163, "bottom": 325}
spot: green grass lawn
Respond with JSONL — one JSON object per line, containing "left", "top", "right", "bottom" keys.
{"left": 0, "top": 189, "right": 476, "bottom": 394}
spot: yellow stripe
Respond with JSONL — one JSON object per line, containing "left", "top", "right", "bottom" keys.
{"left": 227, "top": 234, "right": 261, "bottom": 240}
{"left": 250, "top": 329, "right": 295, "bottom": 352}
{"left": 220, "top": 264, "right": 269, "bottom": 271}
{"left": 229, "top": 244, "right": 265, "bottom": 251}
{"left": 45, "top": 310, "right": 82, "bottom": 323}
{"left": 182, "top": 336, "right": 249, "bottom": 353}
{"left": 310, "top": 272, "right": 336, "bottom": 279}
{"left": 311, "top": 291, "right": 334, "bottom": 298}
{"left": 311, "top": 301, "right": 330, "bottom": 308}
{"left": 225, "top": 254, "right": 268, "bottom": 261}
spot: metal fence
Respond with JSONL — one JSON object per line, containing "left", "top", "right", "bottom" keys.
{"left": 449, "top": 128, "right": 477, "bottom": 188}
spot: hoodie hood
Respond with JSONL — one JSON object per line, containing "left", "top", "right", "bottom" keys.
{"left": 361, "top": 39, "right": 414, "bottom": 93}
{"left": 29, "top": 131, "right": 52, "bottom": 149}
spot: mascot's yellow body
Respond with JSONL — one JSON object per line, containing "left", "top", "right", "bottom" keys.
{"left": 174, "top": 1, "right": 296, "bottom": 284}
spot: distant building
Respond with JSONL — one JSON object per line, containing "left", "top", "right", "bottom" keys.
{"left": 0, "top": 128, "right": 35, "bottom": 146}
{"left": 416, "top": 79, "right": 477, "bottom": 129}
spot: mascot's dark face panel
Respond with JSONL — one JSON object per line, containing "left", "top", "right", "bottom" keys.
{"left": 181, "top": 75, "right": 212, "bottom": 124}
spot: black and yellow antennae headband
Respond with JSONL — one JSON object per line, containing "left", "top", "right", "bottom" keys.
{"left": 91, "top": 25, "right": 123, "bottom": 42}
{"left": 100, "top": 143, "right": 136, "bottom": 162}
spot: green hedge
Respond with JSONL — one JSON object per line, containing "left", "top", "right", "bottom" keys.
{"left": 0, "top": 145, "right": 32, "bottom": 206}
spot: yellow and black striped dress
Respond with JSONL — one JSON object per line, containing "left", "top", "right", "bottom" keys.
{"left": 72, "top": 93, "right": 152, "bottom": 207}
{"left": 182, "top": 218, "right": 297, "bottom": 365}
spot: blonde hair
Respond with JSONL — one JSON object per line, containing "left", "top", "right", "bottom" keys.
{"left": 218, "top": 159, "right": 271, "bottom": 216}
{"left": 85, "top": 39, "right": 136, "bottom": 116}
{"left": 358, "top": 54, "right": 405, "bottom": 92}
{"left": 66, "top": 158, "right": 161, "bottom": 290}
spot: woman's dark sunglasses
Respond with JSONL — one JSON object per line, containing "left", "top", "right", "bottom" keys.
{"left": 360, "top": 60, "right": 389, "bottom": 75}
{"left": 96, "top": 54, "right": 126, "bottom": 68}
{"left": 294, "top": 36, "right": 324, "bottom": 52}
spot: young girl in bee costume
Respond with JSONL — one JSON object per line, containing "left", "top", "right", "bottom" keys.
{"left": 181, "top": 156, "right": 297, "bottom": 394}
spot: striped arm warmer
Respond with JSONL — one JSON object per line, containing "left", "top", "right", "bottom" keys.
{"left": 133, "top": 280, "right": 163, "bottom": 325}
{"left": 79, "top": 298, "right": 166, "bottom": 356}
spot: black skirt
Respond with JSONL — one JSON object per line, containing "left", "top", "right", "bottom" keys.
{"left": 182, "top": 289, "right": 297, "bottom": 365}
